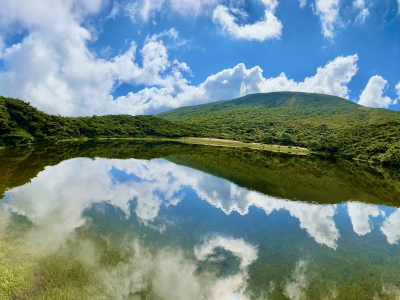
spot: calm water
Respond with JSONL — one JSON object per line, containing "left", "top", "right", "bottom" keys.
{"left": 1, "top": 141, "right": 400, "bottom": 299}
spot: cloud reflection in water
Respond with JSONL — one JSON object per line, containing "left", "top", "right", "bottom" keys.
{"left": 1, "top": 157, "right": 397, "bottom": 252}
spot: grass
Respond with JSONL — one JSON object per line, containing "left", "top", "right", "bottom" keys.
{"left": 54, "top": 136, "right": 310, "bottom": 155}
{"left": 178, "top": 137, "right": 309, "bottom": 155}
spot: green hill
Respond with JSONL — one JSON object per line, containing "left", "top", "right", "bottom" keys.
{"left": 2, "top": 92, "right": 400, "bottom": 165}
{"left": 0, "top": 96, "right": 196, "bottom": 146}
{"left": 159, "top": 92, "right": 400, "bottom": 165}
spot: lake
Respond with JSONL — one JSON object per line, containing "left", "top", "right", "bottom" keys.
{"left": 1, "top": 141, "right": 400, "bottom": 299}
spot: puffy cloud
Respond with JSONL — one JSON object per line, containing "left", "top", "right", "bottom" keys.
{"left": 347, "top": 202, "right": 382, "bottom": 236}
{"left": 194, "top": 236, "right": 258, "bottom": 270}
{"left": 258, "top": 54, "right": 359, "bottom": 98}
{"left": 212, "top": 1, "right": 283, "bottom": 41}
{"left": 4, "top": 156, "right": 341, "bottom": 250}
{"left": 299, "top": 0, "right": 307, "bottom": 8}
{"left": 353, "top": 0, "right": 369, "bottom": 24}
{"left": 194, "top": 236, "right": 257, "bottom": 299}
{"left": 0, "top": 0, "right": 362, "bottom": 116}
{"left": 123, "top": 0, "right": 283, "bottom": 42}
{"left": 124, "top": 0, "right": 220, "bottom": 21}
{"left": 0, "top": 0, "right": 189, "bottom": 116}
{"left": 381, "top": 209, "right": 400, "bottom": 244}
{"left": 396, "top": 82, "right": 400, "bottom": 104}
{"left": 117, "top": 54, "right": 359, "bottom": 115}
{"left": 314, "top": 0, "right": 340, "bottom": 38}
{"left": 284, "top": 260, "right": 308, "bottom": 300}
{"left": 358, "top": 75, "right": 395, "bottom": 108}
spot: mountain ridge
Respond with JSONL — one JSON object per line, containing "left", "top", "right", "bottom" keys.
{"left": 1, "top": 92, "right": 400, "bottom": 165}
{"left": 158, "top": 92, "right": 400, "bottom": 165}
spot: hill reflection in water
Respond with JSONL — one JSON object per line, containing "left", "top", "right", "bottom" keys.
{"left": 1, "top": 141, "right": 400, "bottom": 299}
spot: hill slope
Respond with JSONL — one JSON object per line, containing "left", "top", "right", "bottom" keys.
{"left": 159, "top": 92, "right": 400, "bottom": 165}
{"left": 0, "top": 96, "right": 196, "bottom": 146}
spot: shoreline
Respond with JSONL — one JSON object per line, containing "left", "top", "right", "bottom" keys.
{"left": 0, "top": 137, "right": 309, "bottom": 155}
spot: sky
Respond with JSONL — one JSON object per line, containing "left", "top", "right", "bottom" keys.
{"left": 0, "top": 0, "right": 399, "bottom": 116}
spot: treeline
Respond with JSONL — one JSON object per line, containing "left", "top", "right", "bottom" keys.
{"left": 0, "top": 96, "right": 197, "bottom": 146}
{"left": 2, "top": 92, "right": 400, "bottom": 166}
{"left": 159, "top": 92, "right": 400, "bottom": 166}
{"left": 1, "top": 140, "right": 400, "bottom": 206}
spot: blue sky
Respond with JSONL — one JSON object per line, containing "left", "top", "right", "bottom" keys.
{"left": 0, "top": 0, "right": 399, "bottom": 116}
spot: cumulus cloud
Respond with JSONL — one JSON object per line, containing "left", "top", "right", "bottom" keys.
{"left": 116, "top": 54, "right": 359, "bottom": 115}
{"left": 347, "top": 202, "right": 382, "bottom": 236}
{"left": 0, "top": 0, "right": 362, "bottom": 116}
{"left": 381, "top": 209, "right": 400, "bottom": 244}
{"left": 194, "top": 236, "right": 257, "bottom": 299}
{"left": 258, "top": 54, "right": 359, "bottom": 98}
{"left": 396, "top": 82, "right": 400, "bottom": 104}
{"left": 353, "top": 0, "right": 370, "bottom": 24}
{"left": 4, "top": 156, "right": 342, "bottom": 249}
{"left": 314, "top": 0, "right": 340, "bottom": 38}
{"left": 284, "top": 260, "right": 308, "bottom": 300}
{"left": 0, "top": 0, "right": 192, "bottom": 116}
{"left": 123, "top": 0, "right": 283, "bottom": 42}
{"left": 195, "top": 236, "right": 258, "bottom": 270}
{"left": 124, "top": 0, "right": 220, "bottom": 21}
{"left": 212, "top": 1, "right": 283, "bottom": 41}
{"left": 299, "top": 0, "right": 307, "bottom": 8}
{"left": 358, "top": 75, "right": 396, "bottom": 108}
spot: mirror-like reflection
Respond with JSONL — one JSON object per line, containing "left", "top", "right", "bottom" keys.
{"left": 1, "top": 141, "right": 400, "bottom": 299}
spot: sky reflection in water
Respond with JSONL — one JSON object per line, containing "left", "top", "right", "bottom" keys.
{"left": 2, "top": 157, "right": 400, "bottom": 299}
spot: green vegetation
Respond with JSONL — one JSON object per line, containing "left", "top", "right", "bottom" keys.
{"left": 0, "top": 96, "right": 197, "bottom": 146}
{"left": 179, "top": 137, "right": 309, "bottom": 155}
{"left": 1, "top": 142, "right": 400, "bottom": 299}
{"left": 2, "top": 91, "right": 400, "bottom": 164}
{"left": 159, "top": 92, "right": 400, "bottom": 165}
{"left": 1, "top": 141, "right": 400, "bottom": 206}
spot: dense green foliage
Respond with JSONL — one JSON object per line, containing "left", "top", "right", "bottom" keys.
{"left": 159, "top": 92, "right": 400, "bottom": 165}
{"left": 0, "top": 96, "right": 196, "bottom": 146}
{"left": 1, "top": 141, "right": 400, "bottom": 206}
{"left": 2, "top": 92, "right": 400, "bottom": 165}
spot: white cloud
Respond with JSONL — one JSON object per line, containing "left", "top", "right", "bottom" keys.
{"left": 284, "top": 260, "right": 308, "bottom": 300}
{"left": 0, "top": 0, "right": 362, "bottom": 116}
{"left": 0, "top": 0, "right": 190, "bottom": 116}
{"left": 398, "top": 0, "right": 400, "bottom": 13}
{"left": 314, "top": 0, "right": 340, "bottom": 38}
{"left": 358, "top": 75, "right": 395, "bottom": 108}
{"left": 381, "top": 209, "right": 400, "bottom": 244}
{"left": 124, "top": 0, "right": 220, "bottom": 22}
{"left": 258, "top": 54, "right": 359, "bottom": 98}
{"left": 194, "top": 236, "right": 257, "bottom": 299}
{"left": 116, "top": 54, "right": 359, "bottom": 115}
{"left": 353, "top": 0, "right": 369, "bottom": 24}
{"left": 395, "top": 82, "right": 400, "bottom": 105}
{"left": 4, "top": 156, "right": 341, "bottom": 250}
{"left": 299, "top": 0, "right": 307, "bottom": 8}
{"left": 194, "top": 236, "right": 258, "bottom": 270}
{"left": 347, "top": 202, "right": 382, "bottom": 236}
{"left": 212, "top": 1, "right": 283, "bottom": 41}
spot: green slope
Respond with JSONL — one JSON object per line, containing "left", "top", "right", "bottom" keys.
{"left": 159, "top": 92, "right": 400, "bottom": 165}
{"left": 0, "top": 96, "right": 197, "bottom": 146}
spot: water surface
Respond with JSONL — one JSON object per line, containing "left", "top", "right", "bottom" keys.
{"left": 1, "top": 141, "right": 400, "bottom": 299}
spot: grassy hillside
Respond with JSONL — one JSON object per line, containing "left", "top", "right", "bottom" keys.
{"left": 159, "top": 92, "right": 400, "bottom": 165}
{"left": 0, "top": 96, "right": 197, "bottom": 146}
